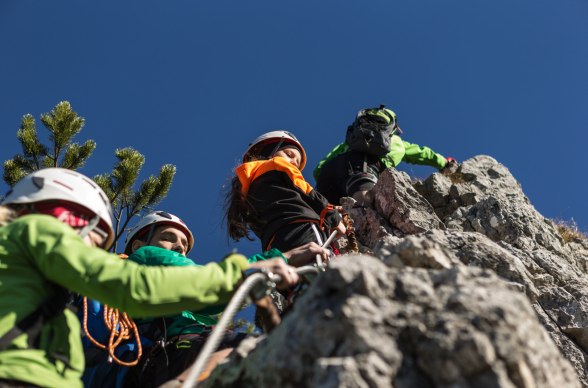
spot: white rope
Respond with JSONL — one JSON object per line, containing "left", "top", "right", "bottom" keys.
{"left": 181, "top": 272, "right": 267, "bottom": 388}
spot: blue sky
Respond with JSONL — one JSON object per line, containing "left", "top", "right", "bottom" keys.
{"left": 1, "top": 0, "right": 586, "bottom": 264}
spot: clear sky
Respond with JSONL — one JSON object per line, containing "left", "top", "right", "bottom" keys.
{"left": 1, "top": 0, "right": 586, "bottom": 264}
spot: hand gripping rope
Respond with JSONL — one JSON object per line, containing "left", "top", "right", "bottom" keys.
{"left": 180, "top": 265, "right": 320, "bottom": 388}
{"left": 316, "top": 208, "right": 359, "bottom": 270}
{"left": 316, "top": 230, "right": 339, "bottom": 269}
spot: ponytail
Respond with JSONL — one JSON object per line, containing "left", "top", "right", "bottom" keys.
{"left": 224, "top": 176, "right": 256, "bottom": 241}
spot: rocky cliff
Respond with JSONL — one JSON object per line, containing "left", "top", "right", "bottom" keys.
{"left": 204, "top": 155, "right": 588, "bottom": 388}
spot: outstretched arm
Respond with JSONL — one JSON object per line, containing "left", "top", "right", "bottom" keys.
{"left": 402, "top": 140, "right": 447, "bottom": 169}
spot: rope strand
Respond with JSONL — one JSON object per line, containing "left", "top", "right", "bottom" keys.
{"left": 82, "top": 297, "right": 143, "bottom": 366}
{"left": 81, "top": 253, "right": 142, "bottom": 367}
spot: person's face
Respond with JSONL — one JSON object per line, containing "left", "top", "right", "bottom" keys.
{"left": 133, "top": 226, "right": 189, "bottom": 256}
{"left": 274, "top": 146, "right": 302, "bottom": 169}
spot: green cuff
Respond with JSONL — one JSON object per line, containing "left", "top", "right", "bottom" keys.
{"left": 226, "top": 253, "right": 251, "bottom": 271}
{"left": 265, "top": 248, "right": 288, "bottom": 264}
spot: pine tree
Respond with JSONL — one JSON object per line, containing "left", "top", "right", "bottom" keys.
{"left": 93, "top": 149, "right": 176, "bottom": 251}
{"left": 3, "top": 101, "right": 176, "bottom": 250}
{"left": 3, "top": 101, "right": 96, "bottom": 186}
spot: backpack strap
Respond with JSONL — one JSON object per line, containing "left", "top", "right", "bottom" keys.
{"left": 0, "top": 286, "right": 71, "bottom": 351}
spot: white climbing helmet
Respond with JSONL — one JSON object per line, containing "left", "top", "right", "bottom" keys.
{"left": 242, "top": 130, "right": 307, "bottom": 170}
{"left": 124, "top": 210, "right": 194, "bottom": 253}
{"left": 1, "top": 168, "right": 115, "bottom": 248}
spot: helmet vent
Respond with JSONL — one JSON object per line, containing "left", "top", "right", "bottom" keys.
{"left": 82, "top": 177, "right": 97, "bottom": 188}
{"left": 32, "top": 177, "right": 44, "bottom": 189}
{"left": 52, "top": 179, "right": 74, "bottom": 191}
{"left": 98, "top": 192, "right": 108, "bottom": 205}
{"left": 155, "top": 211, "right": 173, "bottom": 220}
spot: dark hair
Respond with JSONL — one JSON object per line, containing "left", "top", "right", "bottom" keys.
{"left": 224, "top": 175, "right": 257, "bottom": 242}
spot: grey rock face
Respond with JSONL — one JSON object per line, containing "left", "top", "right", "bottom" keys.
{"left": 202, "top": 155, "right": 587, "bottom": 388}
{"left": 373, "top": 168, "right": 445, "bottom": 234}
{"left": 205, "top": 258, "right": 579, "bottom": 388}
{"left": 416, "top": 156, "right": 566, "bottom": 254}
{"left": 412, "top": 156, "right": 588, "bottom": 383}
{"left": 375, "top": 229, "right": 588, "bottom": 384}
{"left": 340, "top": 168, "right": 447, "bottom": 250}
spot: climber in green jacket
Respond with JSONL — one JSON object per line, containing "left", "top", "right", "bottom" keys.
{"left": 314, "top": 105, "right": 458, "bottom": 206}
{"left": 0, "top": 168, "right": 301, "bottom": 388}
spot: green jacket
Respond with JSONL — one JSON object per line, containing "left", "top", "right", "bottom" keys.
{"left": 127, "top": 246, "right": 286, "bottom": 336}
{"left": 0, "top": 215, "right": 250, "bottom": 388}
{"left": 313, "top": 135, "right": 447, "bottom": 181}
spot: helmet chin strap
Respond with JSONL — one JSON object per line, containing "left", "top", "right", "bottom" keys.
{"left": 268, "top": 136, "right": 285, "bottom": 159}
{"left": 144, "top": 224, "right": 157, "bottom": 246}
{"left": 78, "top": 215, "right": 100, "bottom": 239}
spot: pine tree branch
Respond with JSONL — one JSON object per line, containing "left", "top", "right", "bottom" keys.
{"left": 62, "top": 140, "right": 96, "bottom": 170}
{"left": 110, "top": 147, "right": 145, "bottom": 205}
{"left": 3, "top": 101, "right": 95, "bottom": 184}
{"left": 16, "top": 114, "right": 46, "bottom": 170}
{"left": 3, "top": 160, "right": 27, "bottom": 187}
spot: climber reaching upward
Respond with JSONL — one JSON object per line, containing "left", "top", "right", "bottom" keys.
{"left": 314, "top": 105, "right": 457, "bottom": 206}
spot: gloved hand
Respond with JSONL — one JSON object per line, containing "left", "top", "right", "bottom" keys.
{"left": 441, "top": 157, "right": 459, "bottom": 175}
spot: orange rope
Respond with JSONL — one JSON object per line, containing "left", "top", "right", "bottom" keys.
{"left": 81, "top": 254, "right": 143, "bottom": 367}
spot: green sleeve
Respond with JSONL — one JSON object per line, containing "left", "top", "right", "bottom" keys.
{"left": 247, "top": 248, "right": 287, "bottom": 263}
{"left": 401, "top": 140, "right": 447, "bottom": 169}
{"left": 21, "top": 215, "right": 250, "bottom": 318}
{"left": 313, "top": 142, "right": 349, "bottom": 181}
{"left": 380, "top": 135, "right": 407, "bottom": 168}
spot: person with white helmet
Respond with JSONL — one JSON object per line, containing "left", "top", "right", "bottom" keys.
{"left": 314, "top": 105, "right": 458, "bottom": 206}
{"left": 0, "top": 168, "right": 300, "bottom": 388}
{"left": 80, "top": 210, "right": 198, "bottom": 388}
{"left": 225, "top": 130, "right": 346, "bottom": 254}
{"left": 83, "top": 209, "right": 330, "bottom": 387}
{"left": 123, "top": 210, "right": 193, "bottom": 255}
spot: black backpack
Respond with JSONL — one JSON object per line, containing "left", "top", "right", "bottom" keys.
{"left": 345, "top": 106, "right": 397, "bottom": 157}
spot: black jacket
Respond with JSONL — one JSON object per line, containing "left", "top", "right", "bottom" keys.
{"left": 236, "top": 157, "right": 341, "bottom": 250}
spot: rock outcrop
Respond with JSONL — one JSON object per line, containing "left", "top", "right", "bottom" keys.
{"left": 204, "top": 155, "right": 588, "bottom": 388}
